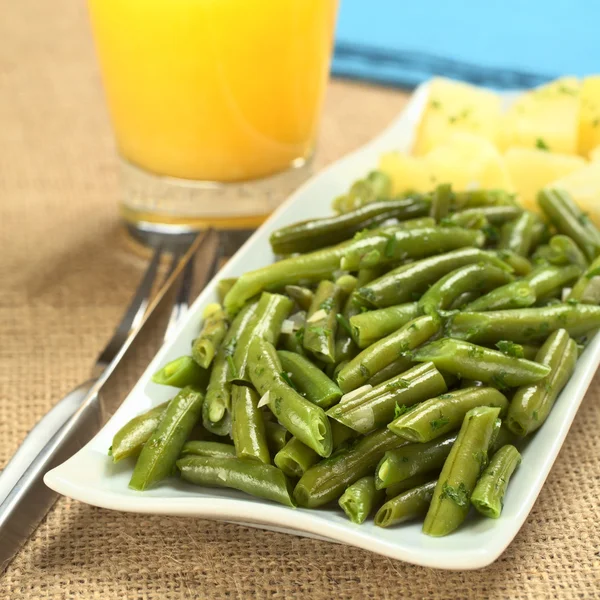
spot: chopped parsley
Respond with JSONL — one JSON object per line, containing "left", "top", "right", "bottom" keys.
{"left": 430, "top": 416, "right": 450, "bottom": 431}
{"left": 319, "top": 297, "right": 334, "bottom": 312}
{"left": 491, "top": 371, "right": 509, "bottom": 390}
{"left": 359, "top": 363, "right": 370, "bottom": 378}
{"left": 294, "top": 327, "right": 305, "bottom": 345}
{"left": 387, "top": 378, "right": 410, "bottom": 391}
{"left": 226, "top": 355, "right": 238, "bottom": 378}
{"left": 336, "top": 313, "right": 353, "bottom": 336}
{"left": 308, "top": 326, "right": 331, "bottom": 337}
{"left": 430, "top": 99, "right": 442, "bottom": 109}
{"left": 280, "top": 371, "right": 296, "bottom": 390}
{"left": 586, "top": 267, "right": 600, "bottom": 279}
{"left": 535, "top": 138, "right": 550, "bottom": 151}
{"left": 384, "top": 235, "right": 397, "bottom": 258}
{"left": 532, "top": 410, "right": 540, "bottom": 421}
{"left": 440, "top": 482, "right": 470, "bottom": 507}
{"left": 496, "top": 340, "right": 525, "bottom": 358}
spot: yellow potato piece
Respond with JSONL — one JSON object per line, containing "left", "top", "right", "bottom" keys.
{"left": 579, "top": 76, "right": 600, "bottom": 157}
{"left": 590, "top": 145, "right": 600, "bottom": 162}
{"left": 547, "top": 162, "right": 600, "bottom": 224}
{"left": 505, "top": 147, "right": 587, "bottom": 212}
{"left": 413, "top": 77, "right": 502, "bottom": 156}
{"left": 501, "top": 77, "right": 581, "bottom": 154}
{"left": 424, "top": 132, "right": 512, "bottom": 192}
{"left": 378, "top": 151, "right": 434, "bottom": 195}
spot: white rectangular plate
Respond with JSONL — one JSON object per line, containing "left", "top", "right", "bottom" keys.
{"left": 45, "top": 81, "right": 600, "bottom": 570}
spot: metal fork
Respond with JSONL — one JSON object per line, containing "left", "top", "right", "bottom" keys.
{"left": 0, "top": 230, "right": 217, "bottom": 505}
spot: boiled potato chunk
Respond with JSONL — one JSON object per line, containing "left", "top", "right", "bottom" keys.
{"left": 413, "top": 77, "right": 502, "bottom": 156}
{"left": 505, "top": 147, "right": 586, "bottom": 211}
{"left": 502, "top": 77, "right": 581, "bottom": 154}
{"left": 548, "top": 162, "right": 600, "bottom": 224}
{"left": 378, "top": 152, "right": 434, "bottom": 195}
{"left": 425, "top": 133, "right": 512, "bottom": 191}
{"left": 579, "top": 76, "right": 600, "bottom": 157}
{"left": 590, "top": 145, "right": 600, "bottom": 162}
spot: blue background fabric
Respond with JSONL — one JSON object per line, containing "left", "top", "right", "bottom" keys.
{"left": 332, "top": 0, "right": 598, "bottom": 89}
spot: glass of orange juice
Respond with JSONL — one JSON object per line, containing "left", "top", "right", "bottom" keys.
{"left": 87, "top": 0, "right": 338, "bottom": 232}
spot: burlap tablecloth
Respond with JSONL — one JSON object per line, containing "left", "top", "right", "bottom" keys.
{"left": 2, "top": 1, "right": 599, "bottom": 598}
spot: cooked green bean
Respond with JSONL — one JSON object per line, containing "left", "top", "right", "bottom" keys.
{"left": 152, "top": 356, "right": 209, "bottom": 388}
{"left": 367, "top": 356, "right": 416, "bottom": 386}
{"left": 494, "top": 250, "right": 533, "bottom": 276}
{"left": 375, "top": 480, "right": 437, "bottom": 527}
{"left": 330, "top": 419, "right": 357, "bottom": 449}
{"left": 284, "top": 285, "right": 314, "bottom": 311}
{"left": 356, "top": 265, "right": 388, "bottom": 287}
{"left": 203, "top": 301, "right": 257, "bottom": 435}
{"left": 180, "top": 441, "right": 237, "bottom": 458}
{"left": 418, "top": 263, "right": 513, "bottom": 320}
{"left": 423, "top": 406, "right": 500, "bottom": 537}
{"left": 191, "top": 303, "right": 228, "bottom": 369}
{"left": 388, "top": 386, "right": 507, "bottom": 443}
{"left": 463, "top": 280, "right": 535, "bottom": 312}
{"left": 303, "top": 280, "right": 344, "bottom": 364}
{"left": 341, "top": 226, "right": 485, "bottom": 271}
{"left": 358, "top": 248, "right": 513, "bottom": 308}
{"left": 538, "top": 189, "right": 600, "bottom": 261}
{"left": 231, "top": 385, "right": 270, "bottom": 464}
{"left": 385, "top": 472, "right": 439, "bottom": 498}
{"left": 278, "top": 350, "right": 342, "bottom": 409}
{"left": 337, "top": 316, "right": 440, "bottom": 393}
{"left": 507, "top": 329, "right": 577, "bottom": 436}
{"left": 524, "top": 264, "right": 582, "bottom": 301}
{"left": 294, "top": 428, "right": 407, "bottom": 508}
{"left": 395, "top": 216, "right": 437, "bottom": 229}
{"left": 534, "top": 235, "right": 589, "bottom": 270}
{"left": 375, "top": 431, "right": 457, "bottom": 489}
{"left": 265, "top": 421, "right": 292, "bottom": 454}
{"left": 335, "top": 294, "right": 361, "bottom": 364}
{"left": 411, "top": 338, "right": 550, "bottom": 388}
{"left": 339, "top": 476, "right": 385, "bottom": 524}
{"left": 430, "top": 183, "right": 452, "bottom": 221}
{"left": 232, "top": 292, "right": 293, "bottom": 383}
{"left": 471, "top": 445, "right": 521, "bottom": 518}
{"left": 442, "top": 209, "right": 488, "bottom": 230}
{"left": 349, "top": 303, "right": 419, "bottom": 349}
{"left": 217, "top": 278, "right": 238, "bottom": 304}
{"left": 333, "top": 170, "right": 393, "bottom": 213}
{"left": 335, "top": 274, "right": 358, "bottom": 296}
{"left": 129, "top": 386, "right": 204, "bottom": 491}
{"left": 453, "top": 205, "right": 523, "bottom": 226}
{"left": 177, "top": 455, "right": 296, "bottom": 507}
{"left": 249, "top": 337, "right": 332, "bottom": 457}
{"left": 568, "top": 255, "right": 600, "bottom": 303}
{"left": 274, "top": 437, "right": 320, "bottom": 478}
{"left": 110, "top": 401, "right": 169, "bottom": 462}
{"left": 328, "top": 362, "right": 447, "bottom": 434}
{"left": 448, "top": 304, "right": 600, "bottom": 344}
{"left": 453, "top": 189, "right": 517, "bottom": 209}
{"left": 498, "top": 211, "right": 541, "bottom": 256}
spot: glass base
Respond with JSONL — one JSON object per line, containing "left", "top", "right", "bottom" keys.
{"left": 118, "top": 155, "right": 314, "bottom": 232}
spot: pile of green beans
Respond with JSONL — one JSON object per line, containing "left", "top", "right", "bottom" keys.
{"left": 110, "top": 182, "right": 599, "bottom": 538}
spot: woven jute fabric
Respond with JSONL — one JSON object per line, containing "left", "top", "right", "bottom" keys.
{"left": 2, "top": 1, "right": 599, "bottom": 598}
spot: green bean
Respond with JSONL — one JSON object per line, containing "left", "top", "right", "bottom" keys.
{"left": 471, "top": 445, "right": 521, "bottom": 518}
{"left": 493, "top": 340, "right": 539, "bottom": 360}
{"left": 507, "top": 329, "right": 577, "bottom": 436}
{"left": 453, "top": 189, "right": 517, "bottom": 209}
{"left": 423, "top": 406, "right": 500, "bottom": 537}
{"left": 494, "top": 250, "right": 533, "bottom": 276}
{"left": 430, "top": 183, "right": 452, "bottom": 221}
{"left": 279, "top": 326, "right": 307, "bottom": 357}
{"left": 339, "top": 476, "right": 385, "bottom": 524}
{"left": 395, "top": 216, "right": 437, "bottom": 229}
{"left": 278, "top": 350, "right": 342, "bottom": 409}
{"left": 294, "top": 428, "right": 407, "bottom": 508}
{"left": 463, "top": 280, "right": 535, "bottom": 312}
{"left": 498, "top": 211, "right": 542, "bottom": 256}
{"left": 534, "top": 235, "right": 589, "bottom": 270}
{"left": 192, "top": 303, "right": 228, "bottom": 369}
{"left": 328, "top": 362, "right": 447, "bottom": 434}
{"left": 265, "top": 421, "right": 292, "bottom": 454}
{"left": 231, "top": 385, "right": 270, "bottom": 464}
{"left": 442, "top": 209, "right": 488, "bottom": 230}
{"left": 337, "top": 316, "right": 440, "bottom": 393}
{"left": 333, "top": 170, "right": 393, "bottom": 213}
{"left": 448, "top": 304, "right": 600, "bottom": 344}
{"left": 330, "top": 419, "right": 357, "bottom": 449}
{"left": 568, "top": 255, "right": 600, "bottom": 303}
{"left": 349, "top": 303, "right": 419, "bottom": 349}
{"left": 335, "top": 296, "right": 361, "bottom": 364}
{"left": 375, "top": 431, "right": 457, "bottom": 489}
{"left": 232, "top": 292, "right": 293, "bottom": 383}
{"left": 538, "top": 189, "right": 600, "bottom": 261}
{"left": 367, "top": 357, "right": 416, "bottom": 386}
{"left": 358, "top": 248, "right": 513, "bottom": 308}
{"left": 249, "top": 337, "right": 332, "bottom": 457}
{"left": 452, "top": 205, "right": 523, "bottom": 226}
{"left": 284, "top": 285, "right": 314, "bottom": 311}
{"left": 180, "top": 441, "right": 237, "bottom": 458}
{"left": 274, "top": 437, "right": 320, "bottom": 478}
{"left": 357, "top": 265, "right": 388, "bottom": 287}
{"left": 411, "top": 338, "right": 550, "bottom": 388}
{"left": 177, "top": 455, "right": 296, "bottom": 507}
{"left": 335, "top": 274, "right": 358, "bottom": 296}
{"left": 303, "top": 281, "right": 343, "bottom": 364}
{"left": 418, "top": 264, "right": 513, "bottom": 320}
{"left": 203, "top": 301, "right": 257, "bottom": 435}
{"left": 217, "top": 278, "right": 238, "bottom": 304}
{"left": 129, "top": 386, "right": 204, "bottom": 491}
{"left": 375, "top": 480, "right": 437, "bottom": 527}
{"left": 524, "top": 264, "right": 582, "bottom": 301}
{"left": 388, "top": 386, "right": 507, "bottom": 443}
{"left": 110, "top": 402, "right": 169, "bottom": 462}
{"left": 152, "top": 356, "right": 209, "bottom": 388}
{"left": 340, "top": 226, "right": 485, "bottom": 271}
{"left": 385, "top": 472, "right": 439, "bottom": 498}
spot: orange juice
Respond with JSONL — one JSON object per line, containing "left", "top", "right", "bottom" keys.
{"left": 88, "top": 0, "right": 338, "bottom": 183}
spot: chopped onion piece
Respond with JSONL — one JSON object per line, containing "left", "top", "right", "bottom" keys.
{"left": 562, "top": 287, "right": 572, "bottom": 302}
{"left": 258, "top": 391, "right": 271, "bottom": 408}
{"left": 340, "top": 384, "right": 373, "bottom": 403}
{"left": 308, "top": 309, "right": 327, "bottom": 323}
{"left": 281, "top": 319, "right": 295, "bottom": 335}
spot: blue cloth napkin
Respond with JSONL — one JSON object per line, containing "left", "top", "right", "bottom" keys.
{"left": 332, "top": 0, "right": 598, "bottom": 90}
